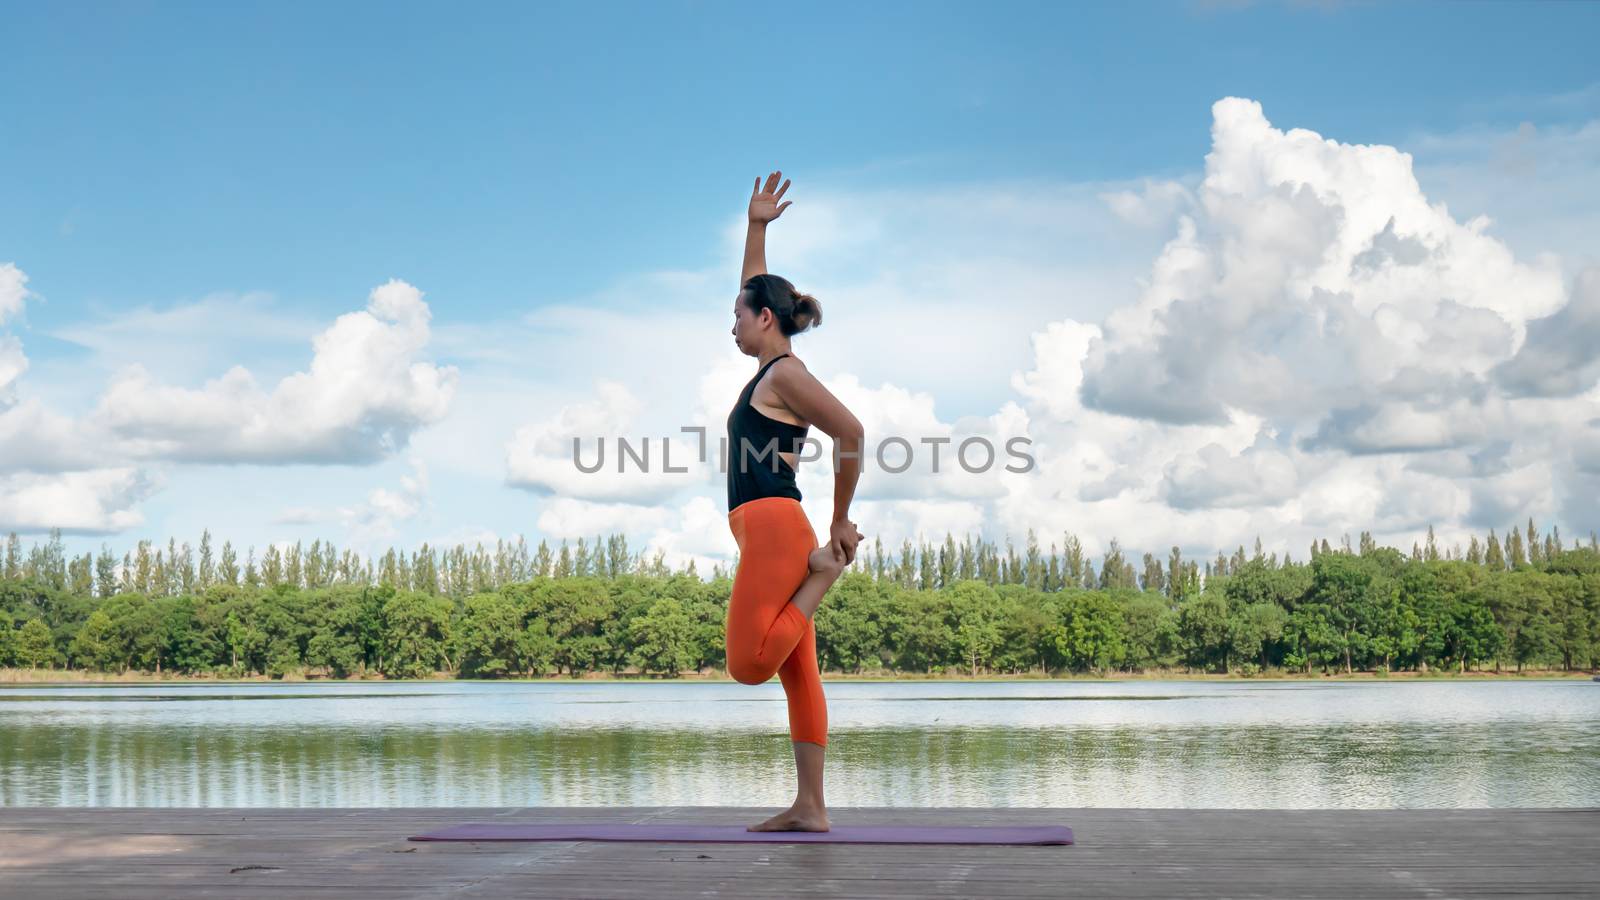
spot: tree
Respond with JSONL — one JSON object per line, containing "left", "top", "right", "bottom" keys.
{"left": 1485, "top": 529, "right": 1505, "bottom": 570}
{"left": 886, "top": 588, "right": 954, "bottom": 672}
{"left": 456, "top": 591, "right": 527, "bottom": 677}
{"left": 1230, "top": 602, "right": 1288, "bottom": 670}
{"left": 15, "top": 618, "right": 56, "bottom": 668}
{"left": 1121, "top": 593, "right": 1179, "bottom": 669}
{"left": 1303, "top": 552, "right": 1388, "bottom": 673}
{"left": 1060, "top": 590, "right": 1127, "bottom": 671}
{"left": 381, "top": 590, "right": 453, "bottom": 678}
{"left": 626, "top": 597, "right": 698, "bottom": 676}
{"left": 1284, "top": 606, "right": 1341, "bottom": 673}
{"left": 1178, "top": 591, "right": 1231, "bottom": 673}
{"left": 816, "top": 572, "right": 886, "bottom": 674}
{"left": 949, "top": 581, "right": 1003, "bottom": 676}
{"left": 305, "top": 585, "right": 384, "bottom": 677}
{"left": 70, "top": 609, "right": 118, "bottom": 671}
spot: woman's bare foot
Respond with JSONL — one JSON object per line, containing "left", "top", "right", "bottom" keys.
{"left": 788, "top": 546, "right": 845, "bottom": 621}
{"left": 808, "top": 545, "right": 843, "bottom": 577}
{"left": 747, "top": 801, "right": 830, "bottom": 832}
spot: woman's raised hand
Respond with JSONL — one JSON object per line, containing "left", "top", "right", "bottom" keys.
{"left": 749, "top": 170, "right": 792, "bottom": 225}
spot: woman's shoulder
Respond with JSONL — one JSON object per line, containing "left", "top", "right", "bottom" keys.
{"left": 764, "top": 354, "right": 812, "bottom": 391}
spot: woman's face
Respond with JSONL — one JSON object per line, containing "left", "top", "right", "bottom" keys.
{"left": 731, "top": 291, "right": 763, "bottom": 355}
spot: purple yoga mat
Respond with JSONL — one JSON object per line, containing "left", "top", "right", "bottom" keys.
{"left": 408, "top": 822, "right": 1073, "bottom": 845}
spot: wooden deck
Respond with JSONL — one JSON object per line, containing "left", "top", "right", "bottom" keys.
{"left": 1, "top": 807, "right": 1596, "bottom": 898}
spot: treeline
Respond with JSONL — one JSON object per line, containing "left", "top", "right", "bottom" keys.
{"left": 0, "top": 521, "right": 1597, "bottom": 678}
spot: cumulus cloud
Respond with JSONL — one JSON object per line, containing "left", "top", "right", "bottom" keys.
{"left": 503, "top": 347, "right": 1036, "bottom": 565}
{"left": 273, "top": 455, "right": 431, "bottom": 547}
{"left": 241, "top": 98, "right": 1600, "bottom": 564}
{"left": 0, "top": 263, "right": 27, "bottom": 326}
{"left": 536, "top": 496, "right": 677, "bottom": 542}
{"left": 0, "top": 273, "right": 458, "bottom": 537}
{"left": 1100, "top": 178, "right": 1196, "bottom": 229}
{"left": 90, "top": 279, "right": 459, "bottom": 464}
{"left": 0, "top": 467, "right": 162, "bottom": 534}
{"left": 1493, "top": 268, "right": 1600, "bottom": 397}
{"left": 0, "top": 399, "right": 108, "bottom": 474}
{"left": 505, "top": 380, "right": 706, "bottom": 503}
{"left": 1161, "top": 434, "right": 1300, "bottom": 509}
{"left": 18, "top": 95, "right": 1600, "bottom": 565}
{"left": 1410, "top": 116, "right": 1600, "bottom": 273}
{"left": 0, "top": 334, "right": 25, "bottom": 405}
{"left": 0, "top": 262, "right": 168, "bottom": 534}
{"left": 1574, "top": 419, "right": 1600, "bottom": 475}
{"left": 1302, "top": 393, "right": 1506, "bottom": 456}
{"left": 0, "top": 264, "right": 30, "bottom": 403}
{"left": 1466, "top": 462, "right": 1560, "bottom": 530}
{"left": 1079, "top": 98, "right": 1567, "bottom": 434}
{"left": 997, "top": 97, "right": 1599, "bottom": 560}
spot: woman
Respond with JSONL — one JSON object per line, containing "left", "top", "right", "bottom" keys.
{"left": 726, "top": 170, "right": 865, "bottom": 834}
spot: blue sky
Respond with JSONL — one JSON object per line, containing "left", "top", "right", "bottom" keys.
{"left": 2, "top": 0, "right": 1599, "bottom": 570}
{"left": 7, "top": 0, "right": 1597, "bottom": 324}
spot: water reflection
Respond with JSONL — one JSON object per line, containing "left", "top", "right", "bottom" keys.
{"left": 1, "top": 681, "right": 1594, "bottom": 808}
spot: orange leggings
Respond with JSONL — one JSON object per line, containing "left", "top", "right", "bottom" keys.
{"left": 725, "top": 496, "right": 828, "bottom": 748}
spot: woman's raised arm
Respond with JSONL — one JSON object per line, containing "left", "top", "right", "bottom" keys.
{"left": 741, "top": 171, "right": 792, "bottom": 286}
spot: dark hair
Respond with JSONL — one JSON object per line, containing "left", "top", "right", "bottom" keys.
{"left": 740, "top": 273, "right": 823, "bottom": 337}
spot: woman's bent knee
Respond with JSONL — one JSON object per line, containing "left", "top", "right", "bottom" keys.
{"left": 726, "top": 658, "right": 771, "bottom": 685}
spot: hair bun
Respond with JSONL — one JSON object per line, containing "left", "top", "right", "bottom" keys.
{"left": 742, "top": 273, "right": 822, "bottom": 336}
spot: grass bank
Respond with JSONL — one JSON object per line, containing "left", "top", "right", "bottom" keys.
{"left": 2, "top": 666, "right": 1594, "bottom": 684}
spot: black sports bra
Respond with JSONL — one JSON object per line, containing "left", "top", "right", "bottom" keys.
{"left": 726, "top": 353, "right": 812, "bottom": 512}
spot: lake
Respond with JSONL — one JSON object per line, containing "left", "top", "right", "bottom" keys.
{"left": 1, "top": 680, "right": 1595, "bottom": 808}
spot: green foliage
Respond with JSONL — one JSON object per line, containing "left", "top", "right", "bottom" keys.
{"left": 814, "top": 572, "right": 887, "bottom": 673}
{"left": 381, "top": 590, "right": 453, "bottom": 679}
{"left": 1060, "top": 590, "right": 1127, "bottom": 671}
{"left": 69, "top": 609, "right": 118, "bottom": 671}
{"left": 455, "top": 591, "right": 527, "bottom": 677}
{"left": 626, "top": 597, "right": 698, "bottom": 676}
{"left": 1178, "top": 591, "right": 1231, "bottom": 672}
{"left": 15, "top": 618, "right": 57, "bottom": 668}
{"left": 0, "top": 529, "right": 1595, "bottom": 678}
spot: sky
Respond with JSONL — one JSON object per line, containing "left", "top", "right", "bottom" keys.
{"left": 2, "top": 0, "right": 1599, "bottom": 574}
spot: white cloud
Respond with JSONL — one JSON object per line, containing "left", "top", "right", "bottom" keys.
{"left": 1466, "top": 462, "right": 1560, "bottom": 531}
{"left": 1080, "top": 98, "right": 1568, "bottom": 432}
{"left": 90, "top": 278, "right": 459, "bottom": 464}
{"left": 273, "top": 455, "right": 431, "bottom": 549}
{"left": 0, "top": 263, "right": 31, "bottom": 404}
{"left": 1101, "top": 178, "right": 1196, "bottom": 229}
{"left": 1161, "top": 435, "right": 1300, "bottom": 510}
{"left": 0, "top": 273, "right": 457, "bottom": 539}
{"left": 994, "top": 97, "right": 1598, "bottom": 560}
{"left": 0, "top": 262, "right": 169, "bottom": 534}
{"left": 505, "top": 379, "right": 706, "bottom": 503}
{"left": 46, "top": 289, "right": 324, "bottom": 386}
{"left": 18, "top": 94, "right": 1600, "bottom": 567}
{"left": 1574, "top": 419, "right": 1600, "bottom": 475}
{"left": 425, "top": 525, "right": 504, "bottom": 554}
{"left": 0, "top": 467, "right": 162, "bottom": 534}
{"left": 1410, "top": 116, "right": 1600, "bottom": 274}
{"left": 0, "top": 263, "right": 28, "bottom": 327}
{"left": 1494, "top": 268, "right": 1600, "bottom": 397}
{"left": 0, "top": 334, "right": 25, "bottom": 405}
{"left": 0, "top": 398, "right": 108, "bottom": 474}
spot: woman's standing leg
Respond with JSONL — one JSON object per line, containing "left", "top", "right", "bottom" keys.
{"left": 772, "top": 616, "right": 828, "bottom": 824}
{"left": 725, "top": 497, "right": 835, "bottom": 832}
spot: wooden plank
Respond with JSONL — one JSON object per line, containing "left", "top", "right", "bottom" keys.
{"left": 0, "top": 808, "right": 1596, "bottom": 900}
